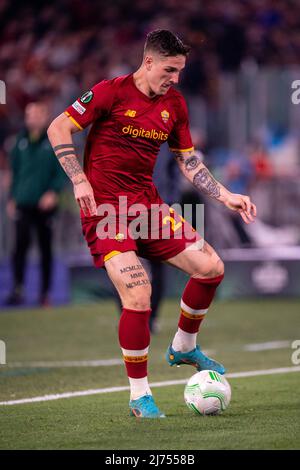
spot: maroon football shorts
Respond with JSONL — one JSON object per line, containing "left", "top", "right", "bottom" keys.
{"left": 81, "top": 206, "right": 202, "bottom": 268}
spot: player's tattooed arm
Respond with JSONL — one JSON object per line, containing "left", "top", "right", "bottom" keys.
{"left": 47, "top": 113, "right": 97, "bottom": 216}
{"left": 173, "top": 150, "right": 203, "bottom": 172}
{"left": 53, "top": 145, "right": 86, "bottom": 185}
{"left": 193, "top": 167, "right": 221, "bottom": 199}
{"left": 172, "top": 148, "right": 257, "bottom": 223}
{"left": 173, "top": 149, "right": 228, "bottom": 202}
{"left": 48, "top": 113, "right": 88, "bottom": 185}
{"left": 52, "top": 146, "right": 97, "bottom": 215}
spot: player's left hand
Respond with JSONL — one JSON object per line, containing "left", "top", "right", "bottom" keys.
{"left": 38, "top": 191, "right": 58, "bottom": 211}
{"left": 224, "top": 192, "right": 257, "bottom": 224}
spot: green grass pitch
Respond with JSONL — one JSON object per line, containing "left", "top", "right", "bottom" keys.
{"left": 0, "top": 298, "right": 299, "bottom": 449}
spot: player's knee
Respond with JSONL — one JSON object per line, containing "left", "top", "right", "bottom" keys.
{"left": 128, "top": 298, "right": 151, "bottom": 311}
{"left": 125, "top": 285, "right": 152, "bottom": 311}
{"left": 193, "top": 257, "right": 224, "bottom": 279}
{"left": 215, "top": 258, "right": 225, "bottom": 277}
{"left": 207, "top": 258, "right": 224, "bottom": 278}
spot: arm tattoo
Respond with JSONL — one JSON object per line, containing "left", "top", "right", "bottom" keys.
{"left": 193, "top": 168, "right": 221, "bottom": 199}
{"left": 184, "top": 155, "right": 202, "bottom": 172}
{"left": 173, "top": 149, "right": 221, "bottom": 200}
{"left": 73, "top": 178, "right": 87, "bottom": 186}
{"left": 53, "top": 144, "right": 75, "bottom": 152}
{"left": 56, "top": 150, "right": 76, "bottom": 159}
{"left": 61, "top": 156, "right": 84, "bottom": 181}
{"left": 173, "top": 151, "right": 185, "bottom": 163}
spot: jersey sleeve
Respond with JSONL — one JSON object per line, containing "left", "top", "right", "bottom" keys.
{"left": 168, "top": 95, "right": 194, "bottom": 152}
{"left": 64, "top": 80, "right": 116, "bottom": 130}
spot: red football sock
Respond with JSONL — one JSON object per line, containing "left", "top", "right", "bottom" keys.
{"left": 178, "top": 274, "right": 224, "bottom": 334}
{"left": 119, "top": 307, "right": 151, "bottom": 379}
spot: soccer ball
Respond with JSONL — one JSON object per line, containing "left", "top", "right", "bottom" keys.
{"left": 184, "top": 370, "right": 231, "bottom": 416}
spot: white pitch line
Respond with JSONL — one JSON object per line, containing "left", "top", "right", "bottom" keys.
{"left": 5, "top": 352, "right": 214, "bottom": 369}
{"left": 0, "top": 366, "right": 299, "bottom": 406}
{"left": 6, "top": 359, "right": 124, "bottom": 368}
{"left": 4, "top": 341, "right": 292, "bottom": 369}
{"left": 243, "top": 341, "right": 292, "bottom": 352}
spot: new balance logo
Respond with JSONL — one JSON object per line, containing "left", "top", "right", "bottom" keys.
{"left": 125, "top": 109, "right": 136, "bottom": 117}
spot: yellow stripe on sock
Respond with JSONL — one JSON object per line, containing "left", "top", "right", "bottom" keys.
{"left": 123, "top": 354, "right": 148, "bottom": 363}
{"left": 181, "top": 308, "right": 206, "bottom": 320}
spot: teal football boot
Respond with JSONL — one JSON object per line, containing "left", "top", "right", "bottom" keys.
{"left": 166, "top": 344, "right": 226, "bottom": 375}
{"left": 129, "top": 395, "right": 166, "bottom": 418}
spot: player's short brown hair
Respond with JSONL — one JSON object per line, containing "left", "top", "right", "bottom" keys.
{"left": 144, "top": 30, "right": 190, "bottom": 57}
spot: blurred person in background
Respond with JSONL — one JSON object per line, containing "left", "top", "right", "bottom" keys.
{"left": 5, "top": 101, "right": 66, "bottom": 307}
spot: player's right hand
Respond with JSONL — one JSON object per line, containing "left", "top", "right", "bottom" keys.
{"left": 224, "top": 192, "right": 257, "bottom": 224}
{"left": 73, "top": 179, "right": 97, "bottom": 217}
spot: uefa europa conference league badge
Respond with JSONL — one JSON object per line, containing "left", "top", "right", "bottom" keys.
{"left": 80, "top": 91, "right": 94, "bottom": 104}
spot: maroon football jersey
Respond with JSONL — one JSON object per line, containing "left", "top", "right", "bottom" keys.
{"left": 65, "top": 73, "right": 193, "bottom": 211}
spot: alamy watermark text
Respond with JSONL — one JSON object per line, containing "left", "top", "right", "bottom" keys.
{"left": 0, "top": 80, "right": 6, "bottom": 104}
{"left": 0, "top": 340, "right": 6, "bottom": 365}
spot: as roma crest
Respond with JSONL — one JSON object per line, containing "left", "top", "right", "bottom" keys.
{"left": 161, "top": 110, "right": 169, "bottom": 123}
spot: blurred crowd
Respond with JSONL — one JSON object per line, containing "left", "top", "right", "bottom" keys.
{"left": 1, "top": 0, "right": 300, "bottom": 240}
{"left": 1, "top": 0, "right": 300, "bottom": 146}
{"left": 1, "top": 0, "right": 300, "bottom": 309}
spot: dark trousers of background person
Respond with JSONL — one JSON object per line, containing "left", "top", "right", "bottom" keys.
{"left": 148, "top": 261, "right": 165, "bottom": 333}
{"left": 12, "top": 206, "right": 55, "bottom": 303}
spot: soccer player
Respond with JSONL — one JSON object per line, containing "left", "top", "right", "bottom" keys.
{"left": 47, "top": 30, "right": 256, "bottom": 418}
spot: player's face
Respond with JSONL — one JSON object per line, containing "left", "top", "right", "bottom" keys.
{"left": 145, "top": 54, "right": 186, "bottom": 96}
